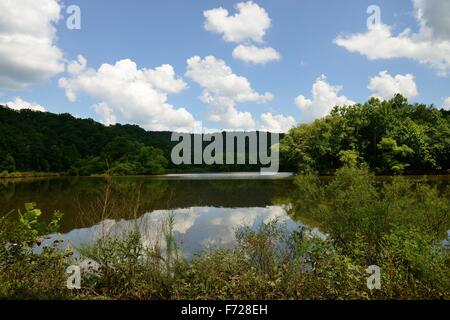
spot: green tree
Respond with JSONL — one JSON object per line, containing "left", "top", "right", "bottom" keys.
{"left": 137, "top": 146, "right": 168, "bottom": 174}
{"left": 0, "top": 153, "right": 15, "bottom": 172}
{"left": 281, "top": 95, "right": 450, "bottom": 174}
{"left": 338, "top": 150, "right": 360, "bottom": 168}
{"left": 378, "top": 137, "right": 414, "bottom": 173}
{"left": 104, "top": 137, "right": 140, "bottom": 163}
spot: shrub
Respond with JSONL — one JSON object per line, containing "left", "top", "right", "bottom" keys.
{"left": 0, "top": 204, "right": 71, "bottom": 299}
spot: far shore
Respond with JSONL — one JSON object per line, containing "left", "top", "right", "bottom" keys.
{"left": 1, "top": 170, "right": 450, "bottom": 181}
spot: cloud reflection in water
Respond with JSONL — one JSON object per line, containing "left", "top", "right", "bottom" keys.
{"left": 48, "top": 206, "right": 302, "bottom": 258}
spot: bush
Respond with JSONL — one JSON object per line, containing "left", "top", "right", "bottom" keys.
{"left": 0, "top": 204, "right": 71, "bottom": 299}
{"left": 291, "top": 166, "right": 450, "bottom": 261}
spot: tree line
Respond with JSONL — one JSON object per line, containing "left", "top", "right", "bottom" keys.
{"left": 0, "top": 106, "right": 265, "bottom": 175}
{"left": 280, "top": 94, "right": 450, "bottom": 174}
{"left": 0, "top": 106, "right": 172, "bottom": 175}
{"left": 1, "top": 94, "right": 450, "bottom": 175}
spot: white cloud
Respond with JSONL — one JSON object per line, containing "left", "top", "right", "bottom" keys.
{"left": 93, "top": 102, "right": 116, "bottom": 126}
{"left": 259, "top": 113, "right": 296, "bottom": 133}
{"left": 67, "top": 54, "right": 87, "bottom": 75}
{"left": 295, "top": 75, "right": 355, "bottom": 122}
{"left": 145, "top": 64, "right": 187, "bottom": 94}
{"left": 186, "top": 56, "right": 273, "bottom": 103}
{"left": 204, "top": 2, "right": 281, "bottom": 64}
{"left": 443, "top": 97, "right": 450, "bottom": 111}
{"left": 334, "top": 0, "right": 450, "bottom": 76}
{"left": 3, "top": 97, "right": 46, "bottom": 112}
{"left": 368, "top": 71, "right": 418, "bottom": 100}
{"left": 59, "top": 56, "right": 198, "bottom": 132}
{"left": 204, "top": 1, "right": 271, "bottom": 43}
{"left": 232, "top": 45, "right": 281, "bottom": 64}
{"left": 414, "top": 0, "right": 450, "bottom": 41}
{"left": 199, "top": 92, "right": 258, "bottom": 130}
{"left": 0, "top": 0, "right": 64, "bottom": 89}
{"left": 185, "top": 55, "right": 273, "bottom": 130}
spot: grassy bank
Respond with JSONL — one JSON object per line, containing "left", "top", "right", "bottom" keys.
{"left": 0, "top": 171, "right": 60, "bottom": 179}
{"left": 0, "top": 166, "right": 449, "bottom": 300}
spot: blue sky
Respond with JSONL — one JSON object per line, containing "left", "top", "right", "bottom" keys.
{"left": 1, "top": 0, "right": 449, "bottom": 132}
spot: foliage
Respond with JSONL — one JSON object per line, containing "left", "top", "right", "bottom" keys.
{"left": 0, "top": 153, "right": 15, "bottom": 172}
{"left": 281, "top": 95, "right": 450, "bottom": 174}
{"left": 338, "top": 149, "right": 361, "bottom": 167}
{"left": 0, "top": 106, "right": 170, "bottom": 176}
{"left": 0, "top": 105, "right": 275, "bottom": 175}
{"left": 377, "top": 137, "right": 414, "bottom": 173}
{"left": 0, "top": 204, "right": 70, "bottom": 299}
{"left": 290, "top": 166, "right": 450, "bottom": 262}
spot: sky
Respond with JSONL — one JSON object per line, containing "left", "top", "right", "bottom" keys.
{"left": 1, "top": 0, "right": 450, "bottom": 132}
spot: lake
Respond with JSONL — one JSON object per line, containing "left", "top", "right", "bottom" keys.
{"left": 2, "top": 173, "right": 448, "bottom": 258}
{"left": 0, "top": 173, "right": 305, "bottom": 257}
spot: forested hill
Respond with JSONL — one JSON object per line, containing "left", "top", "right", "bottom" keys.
{"left": 0, "top": 106, "right": 269, "bottom": 175}
{"left": 0, "top": 106, "right": 175, "bottom": 175}
{"left": 1, "top": 94, "right": 450, "bottom": 176}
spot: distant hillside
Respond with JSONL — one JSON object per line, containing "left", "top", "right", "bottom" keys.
{"left": 2, "top": 94, "right": 449, "bottom": 176}
{"left": 0, "top": 106, "right": 275, "bottom": 175}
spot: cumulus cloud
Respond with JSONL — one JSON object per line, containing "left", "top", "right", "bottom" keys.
{"left": 3, "top": 97, "right": 46, "bottom": 112}
{"left": 334, "top": 0, "right": 450, "bottom": 76}
{"left": 204, "top": 2, "right": 280, "bottom": 64}
{"left": 259, "top": 112, "right": 296, "bottom": 133}
{"left": 232, "top": 45, "right": 281, "bottom": 64}
{"left": 295, "top": 75, "right": 355, "bottom": 122}
{"left": 145, "top": 64, "right": 188, "bottom": 94}
{"left": 185, "top": 55, "right": 274, "bottom": 130}
{"left": 59, "top": 56, "right": 198, "bottom": 132}
{"left": 67, "top": 54, "right": 87, "bottom": 75}
{"left": 0, "top": 0, "right": 64, "bottom": 89}
{"left": 414, "top": 0, "right": 450, "bottom": 41}
{"left": 368, "top": 71, "right": 418, "bottom": 100}
{"left": 204, "top": 1, "right": 271, "bottom": 43}
{"left": 443, "top": 97, "right": 450, "bottom": 111}
{"left": 186, "top": 56, "right": 273, "bottom": 103}
{"left": 93, "top": 102, "right": 116, "bottom": 126}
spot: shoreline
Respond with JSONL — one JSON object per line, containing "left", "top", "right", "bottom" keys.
{"left": 1, "top": 170, "right": 450, "bottom": 180}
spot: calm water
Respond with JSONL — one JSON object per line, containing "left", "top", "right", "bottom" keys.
{"left": 0, "top": 173, "right": 301, "bottom": 257}
{"left": 2, "top": 173, "right": 448, "bottom": 257}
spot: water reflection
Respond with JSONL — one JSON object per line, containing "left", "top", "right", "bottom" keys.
{"left": 2, "top": 175, "right": 301, "bottom": 257}
{"left": 47, "top": 205, "right": 301, "bottom": 258}
{"left": 162, "top": 172, "right": 294, "bottom": 180}
{"left": 0, "top": 176, "right": 295, "bottom": 232}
